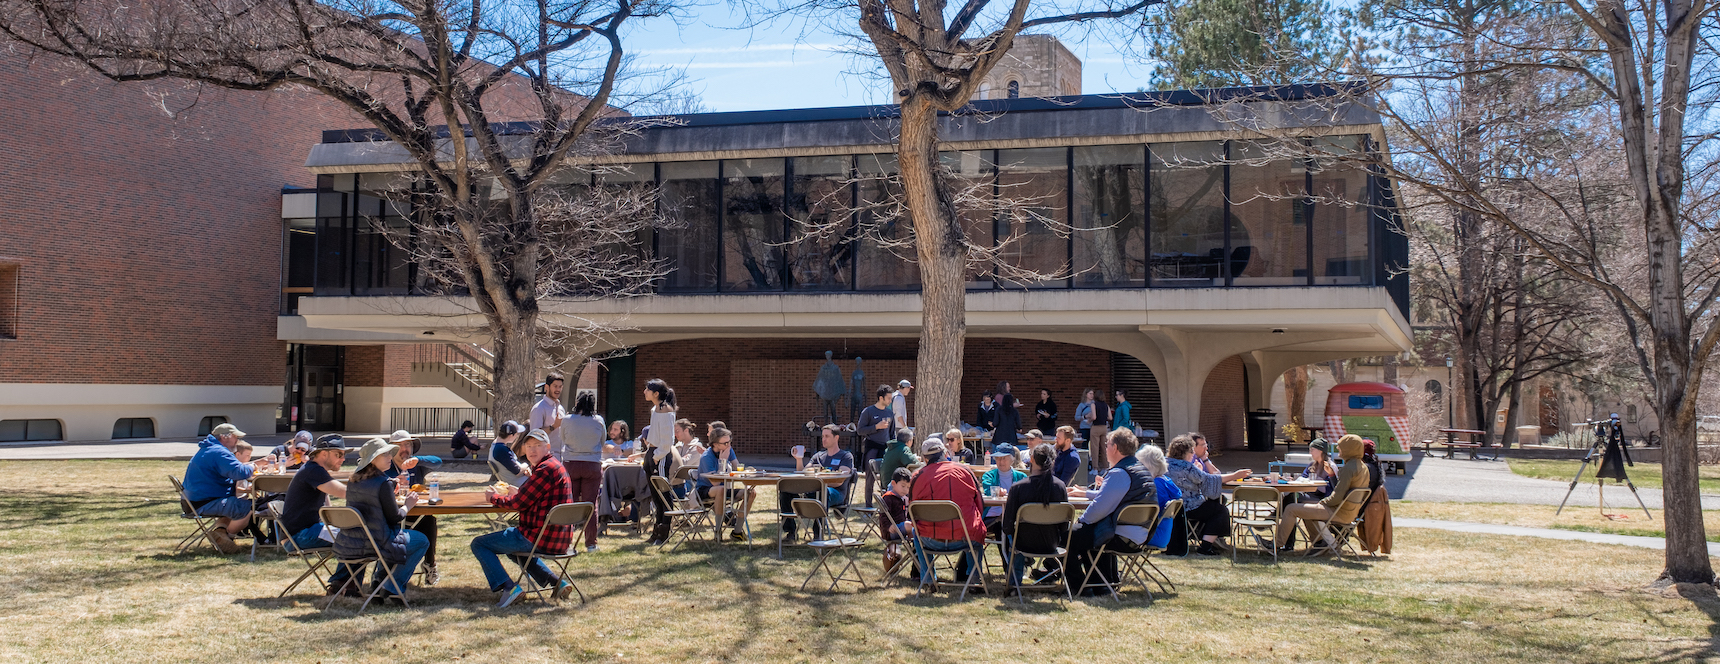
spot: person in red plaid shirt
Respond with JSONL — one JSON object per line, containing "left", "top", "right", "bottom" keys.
{"left": 472, "top": 429, "right": 575, "bottom": 608}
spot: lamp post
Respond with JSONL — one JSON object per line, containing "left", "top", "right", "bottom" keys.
{"left": 1445, "top": 355, "right": 1454, "bottom": 428}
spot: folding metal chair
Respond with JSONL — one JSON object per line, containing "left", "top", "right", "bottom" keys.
{"left": 648, "top": 475, "right": 711, "bottom": 552}
{"left": 249, "top": 474, "right": 295, "bottom": 562}
{"left": 905, "top": 500, "right": 990, "bottom": 600}
{"left": 1136, "top": 499, "right": 1181, "bottom": 594}
{"left": 792, "top": 498, "right": 868, "bottom": 592}
{"left": 1229, "top": 486, "right": 1282, "bottom": 563}
{"left": 319, "top": 506, "right": 406, "bottom": 614}
{"left": 1006, "top": 502, "right": 1077, "bottom": 604}
{"left": 1093, "top": 503, "right": 1161, "bottom": 601}
{"left": 511, "top": 502, "right": 596, "bottom": 605}
{"left": 168, "top": 476, "right": 221, "bottom": 555}
{"left": 845, "top": 459, "right": 882, "bottom": 537}
{"left": 277, "top": 526, "right": 337, "bottom": 597}
{"left": 1306, "top": 489, "right": 1372, "bottom": 558}
{"left": 776, "top": 476, "right": 827, "bottom": 559}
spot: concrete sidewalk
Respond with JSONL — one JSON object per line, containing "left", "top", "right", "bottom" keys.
{"left": 1398, "top": 517, "right": 1720, "bottom": 557}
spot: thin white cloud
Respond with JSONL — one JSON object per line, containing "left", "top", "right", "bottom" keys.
{"left": 680, "top": 60, "right": 825, "bottom": 69}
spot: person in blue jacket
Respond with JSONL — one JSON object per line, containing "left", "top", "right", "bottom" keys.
{"left": 182, "top": 423, "right": 258, "bottom": 553}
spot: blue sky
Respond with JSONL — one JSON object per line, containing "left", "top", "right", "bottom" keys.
{"left": 620, "top": 6, "right": 1158, "bottom": 112}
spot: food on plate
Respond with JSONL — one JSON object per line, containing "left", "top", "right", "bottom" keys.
{"left": 410, "top": 484, "right": 426, "bottom": 493}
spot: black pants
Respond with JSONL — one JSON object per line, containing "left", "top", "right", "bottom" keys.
{"left": 410, "top": 516, "right": 437, "bottom": 566}
{"left": 646, "top": 447, "right": 673, "bottom": 541}
{"left": 1186, "top": 498, "right": 1230, "bottom": 539}
{"left": 861, "top": 443, "right": 886, "bottom": 507}
{"left": 1065, "top": 524, "right": 1126, "bottom": 591}
{"left": 778, "top": 490, "right": 824, "bottom": 539}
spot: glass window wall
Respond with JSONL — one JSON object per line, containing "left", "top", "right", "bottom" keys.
{"left": 941, "top": 150, "right": 998, "bottom": 289}
{"left": 1149, "top": 141, "right": 1226, "bottom": 287}
{"left": 722, "top": 158, "right": 786, "bottom": 291}
{"left": 996, "top": 148, "right": 1069, "bottom": 287}
{"left": 1312, "top": 136, "right": 1373, "bottom": 284}
{"left": 1229, "top": 140, "right": 1309, "bottom": 286}
{"left": 855, "top": 154, "right": 920, "bottom": 290}
{"left": 658, "top": 161, "right": 720, "bottom": 291}
{"left": 1073, "top": 145, "right": 1146, "bottom": 287}
{"left": 787, "top": 155, "right": 855, "bottom": 290}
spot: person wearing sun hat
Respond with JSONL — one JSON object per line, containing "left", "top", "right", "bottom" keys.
{"left": 332, "top": 436, "right": 428, "bottom": 604}
{"left": 978, "top": 443, "right": 1027, "bottom": 530}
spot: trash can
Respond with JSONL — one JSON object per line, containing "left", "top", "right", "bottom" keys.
{"left": 1247, "top": 409, "right": 1278, "bottom": 451}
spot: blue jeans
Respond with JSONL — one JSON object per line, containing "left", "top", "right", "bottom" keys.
{"left": 196, "top": 496, "right": 253, "bottom": 520}
{"left": 470, "top": 528, "right": 558, "bottom": 592}
{"left": 377, "top": 529, "right": 429, "bottom": 595}
{"left": 913, "top": 538, "right": 975, "bottom": 584}
{"left": 290, "top": 524, "right": 355, "bottom": 587}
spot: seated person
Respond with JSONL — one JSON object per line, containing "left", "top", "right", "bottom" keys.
{"left": 908, "top": 437, "right": 987, "bottom": 586}
{"left": 979, "top": 444, "right": 1027, "bottom": 534}
{"left": 278, "top": 435, "right": 359, "bottom": 595}
{"left": 695, "top": 428, "right": 753, "bottom": 541}
{"left": 1052, "top": 426, "right": 1083, "bottom": 486}
{"left": 183, "top": 423, "right": 259, "bottom": 554}
{"left": 944, "top": 429, "right": 979, "bottom": 466}
{"left": 1000, "top": 443, "right": 1068, "bottom": 584}
{"left": 271, "top": 430, "right": 313, "bottom": 469}
{"left": 1191, "top": 432, "right": 1222, "bottom": 474}
{"left": 384, "top": 437, "right": 442, "bottom": 586}
{"left": 233, "top": 441, "right": 255, "bottom": 466}
{"left": 672, "top": 419, "right": 705, "bottom": 480}
{"left": 333, "top": 438, "right": 427, "bottom": 604}
{"left": 603, "top": 419, "right": 635, "bottom": 461}
{"left": 474, "top": 429, "right": 578, "bottom": 608}
{"left": 1275, "top": 434, "right": 1371, "bottom": 552}
{"left": 878, "top": 467, "right": 915, "bottom": 541}
{"left": 1297, "top": 439, "right": 1340, "bottom": 502}
{"left": 1165, "top": 433, "right": 1250, "bottom": 556}
{"left": 490, "top": 421, "right": 530, "bottom": 487}
{"left": 781, "top": 424, "right": 854, "bottom": 541}
{"left": 1134, "top": 443, "right": 1183, "bottom": 551}
{"left": 450, "top": 420, "right": 482, "bottom": 459}
{"left": 1066, "top": 429, "right": 1155, "bottom": 593}
{"left": 879, "top": 429, "right": 920, "bottom": 485}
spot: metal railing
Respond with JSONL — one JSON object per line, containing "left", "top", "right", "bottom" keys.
{"left": 391, "top": 408, "right": 492, "bottom": 436}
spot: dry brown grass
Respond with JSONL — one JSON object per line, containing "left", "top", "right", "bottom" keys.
{"left": 1396, "top": 501, "right": 1720, "bottom": 542}
{"left": 0, "top": 460, "right": 1716, "bottom": 663}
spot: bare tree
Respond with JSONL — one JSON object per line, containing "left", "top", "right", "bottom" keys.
{"left": 0, "top": 0, "right": 682, "bottom": 422}
{"left": 743, "top": 0, "right": 1162, "bottom": 435}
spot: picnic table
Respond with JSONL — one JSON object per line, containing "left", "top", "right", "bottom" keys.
{"left": 1435, "top": 428, "right": 1495, "bottom": 460}
{"left": 1224, "top": 478, "right": 1330, "bottom": 494}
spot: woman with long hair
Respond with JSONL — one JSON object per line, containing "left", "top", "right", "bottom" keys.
{"left": 642, "top": 378, "right": 684, "bottom": 545}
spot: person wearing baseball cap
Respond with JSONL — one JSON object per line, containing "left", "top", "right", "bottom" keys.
{"left": 892, "top": 380, "right": 914, "bottom": 430}
{"left": 906, "top": 432, "right": 986, "bottom": 588}
{"left": 979, "top": 443, "right": 1027, "bottom": 531}
{"left": 182, "top": 422, "right": 258, "bottom": 554}
{"left": 278, "top": 435, "right": 361, "bottom": 595}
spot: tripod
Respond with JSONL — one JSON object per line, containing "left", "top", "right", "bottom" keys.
{"left": 1556, "top": 415, "right": 1653, "bottom": 519}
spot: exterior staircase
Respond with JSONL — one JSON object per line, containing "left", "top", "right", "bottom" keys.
{"left": 410, "top": 343, "right": 495, "bottom": 411}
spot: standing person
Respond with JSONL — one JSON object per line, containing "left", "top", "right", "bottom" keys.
{"left": 333, "top": 437, "right": 426, "bottom": 604}
{"left": 531, "top": 372, "right": 570, "bottom": 461}
{"left": 1066, "top": 429, "right": 1155, "bottom": 594}
{"left": 858, "top": 385, "right": 896, "bottom": 507}
{"left": 1035, "top": 389, "right": 1059, "bottom": 434}
{"left": 975, "top": 391, "right": 997, "bottom": 432}
{"left": 472, "top": 429, "right": 578, "bottom": 608}
{"left": 992, "top": 381, "right": 1021, "bottom": 449}
{"left": 490, "top": 421, "right": 529, "bottom": 486}
{"left": 879, "top": 429, "right": 919, "bottom": 488}
{"left": 1075, "top": 390, "right": 1096, "bottom": 448}
{"left": 642, "top": 378, "right": 685, "bottom": 545}
{"left": 1112, "top": 390, "right": 1134, "bottom": 434}
{"left": 450, "top": 421, "right": 482, "bottom": 459}
{"left": 891, "top": 379, "right": 914, "bottom": 431}
{"left": 907, "top": 438, "right": 987, "bottom": 588}
{"left": 1051, "top": 426, "right": 1084, "bottom": 486}
{"left": 564, "top": 392, "right": 606, "bottom": 552}
{"left": 182, "top": 423, "right": 259, "bottom": 554}
{"left": 1087, "top": 392, "right": 1112, "bottom": 477}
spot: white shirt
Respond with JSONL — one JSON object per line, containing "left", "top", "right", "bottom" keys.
{"left": 530, "top": 395, "right": 569, "bottom": 459}
{"left": 892, "top": 391, "right": 909, "bottom": 429}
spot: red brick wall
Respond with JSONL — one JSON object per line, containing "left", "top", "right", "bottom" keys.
{"left": 629, "top": 338, "right": 1114, "bottom": 455}
{"left": 1200, "top": 355, "right": 1247, "bottom": 449}
{"left": 0, "top": 56, "right": 360, "bottom": 385}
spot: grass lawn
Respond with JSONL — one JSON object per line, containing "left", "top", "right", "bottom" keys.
{"left": 1, "top": 460, "right": 1717, "bottom": 663}
{"left": 1396, "top": 501, "right": 1720, "bottom": 543}
{"left": 1506, "top": 458, "right": 1720, "bottom": 493}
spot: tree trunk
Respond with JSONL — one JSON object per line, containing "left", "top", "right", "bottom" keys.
{"left": 899, "top": 97, "right": 966, "bottom": 437}
{"left": 488, "top": 312, "right": 541, "bottom": 426}
{"left": 1284, "top": 365, "right": 1310, "bottom": 429}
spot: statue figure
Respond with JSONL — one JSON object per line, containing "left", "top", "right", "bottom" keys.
{"left": 849, "top": 357, "right": 866, "bottom": 422}
{"left": 813, "top": 350, "right": 847, "bottom": 425}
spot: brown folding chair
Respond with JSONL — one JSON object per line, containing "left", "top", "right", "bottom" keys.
{"left": 648, "top": 475, "right": 711, "bottom": 552}
{"left": 1085, "top": 503, "right": 1161, "bottom": 602}
{"left": 905, "top": 500, "right": 990, "bottom": 600}
{"left": 792, "top": 498, "right": 867, "bottom": 592}
{"left": 249, "top": 474, "right": 295, "bottom": 562}
{"left": 1135, "top": 499, "right": 1181, "bottom": 594}
{"left": 168, "top": 476, "right": 221, "bottom": 555}
{"left": 776, "top": 476, "right": 827, "bottom": 559}
{"left": 318, "top": 506, "right": 405, "bottom": 614}
{"left": 1306, "top": 489, "right": 1372, "bottom": 558}
{"left": 1006, "top": 502, "right": 1077, "bottom": 604}
{"left": 1229, "top": 486, "right": 1282, "bottom": 563}
{"left": 510, "top": 502, "right": 596, "bottom": 605}
{"left": 276, "top": 525, "right": 336, "bottom": 597}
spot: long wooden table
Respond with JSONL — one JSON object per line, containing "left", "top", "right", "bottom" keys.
{"left": 701, "top": 471, "right": 852, "bottom": 546}
{"left": 1224, "top": 479, "right": 1329, "bottom": 494}
{"left": 405, "top": 490, "right": 513, "bottom": 516}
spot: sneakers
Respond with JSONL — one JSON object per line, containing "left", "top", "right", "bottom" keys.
{"left": 1195, "top": 541, "right": 1223, "bottom": 556}
{"left": 555, "top": 581, "right": 575, "bottom": 600}
{"left": 207, "top": 528, "right": 242, "bottom": 554}
{"left": 423, "top": 564, "right": 440, "bottom": 586}
{"left": 497, "top": 584, "right": 526, "bottom": 608}
{"left": 586, "top": 545, "right": 598, "bottom": 554}
{"left": 729, "top": 529, "right": 746, "bottom": 542}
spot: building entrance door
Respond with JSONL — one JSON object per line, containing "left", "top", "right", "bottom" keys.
{"left": 295, "top": 345, "right": 345, "bottom": 431}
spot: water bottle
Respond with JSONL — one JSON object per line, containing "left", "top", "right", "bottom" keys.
{"left": 428, "top": 475, "right": 440, "bottom": 502}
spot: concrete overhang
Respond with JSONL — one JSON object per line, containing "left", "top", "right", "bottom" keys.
{"left": 286, "top": 286, "right": 1413, "bottom": 353}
